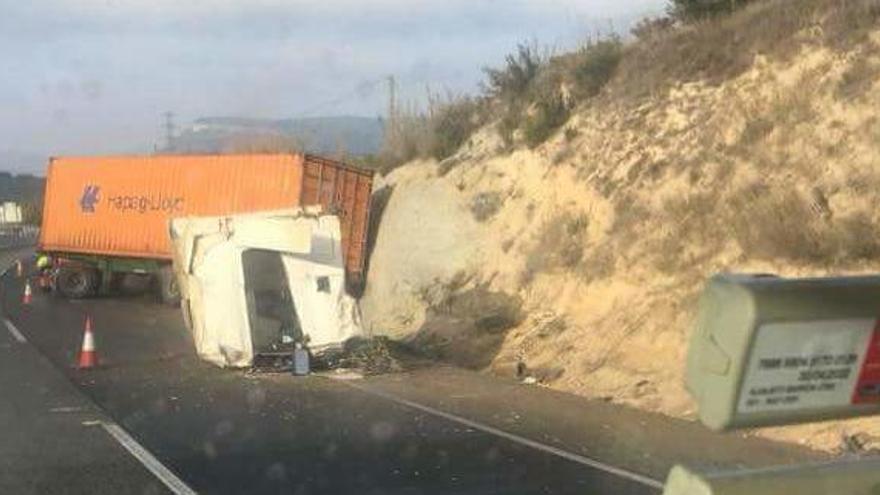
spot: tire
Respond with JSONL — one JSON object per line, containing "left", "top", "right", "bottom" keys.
{"left": 156, "top": 265, "right": 181, "bottom": 306}
{"left": 56, "top": 265, "right": 99, "bottom": 299}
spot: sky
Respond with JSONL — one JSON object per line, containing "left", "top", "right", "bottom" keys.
{"left": 0, "top": 0, "right": 665, "bottom": 171}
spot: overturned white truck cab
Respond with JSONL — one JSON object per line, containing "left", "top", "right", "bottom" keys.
{"left": 169, "top": 207, "right": 363, "bottom": 368}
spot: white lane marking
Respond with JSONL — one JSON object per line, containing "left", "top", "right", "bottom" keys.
{"left": 337, "top": 380, "right": 664, "bottom": 490}
{"left": 4, "top": 319, "right": 26, "bottom": 343}
{"left": 101, "top": 422, "right": 198, "bottom": 495}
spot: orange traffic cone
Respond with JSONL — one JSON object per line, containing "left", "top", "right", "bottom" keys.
{"left": 77, "top": 316, "right": 98, "bottom": 370}
{"left": 15, "top": 259, "right": 22, "bottom": 277}
{"left": 22, "top": 280, "right": 32, "bottom": 305}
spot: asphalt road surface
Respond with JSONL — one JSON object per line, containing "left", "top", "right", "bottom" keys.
{"left": 0, "top": 257, "right": 822, "bottom": 495}
{"left": 0, "top": 310, "right": 171, "bottom": 494}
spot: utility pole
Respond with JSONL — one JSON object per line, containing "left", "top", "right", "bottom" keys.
{"left": 387, "top": 75, "right": 397, "bottom": 123}
{"left": 163, "top": 111, "right": 176, "bottom": 152}
{"left": 386, "top": 76, "right": 397, "bottom": 149}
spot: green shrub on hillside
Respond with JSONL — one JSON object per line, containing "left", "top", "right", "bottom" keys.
{"left": 484, "top": 37, "right": 622, "bottom": 150}
{"left": 482, "top": 43, "right": 545, "bottom": 149}
{"left": 483, "top": 43, "right": 543, "bottom": 103}
{"left": 572, "top": 38, "right": 623, "bottom": 99}
{"left": 431, "top": 97, "right": 484, "bottom": 160}
{"left": 669, "top": 0, "right": 756, "bottom": 21}
{"left": 514, "top": 37, "right": 621, "bottom": 148}
{"left": 497, "top": 109, "right": 521, "bottom": 149}
{"left": 631, "top": 16, "right": 675, "bottom": 41}
{"left": 523, "top": 92, "right": 571, "bottom": 148}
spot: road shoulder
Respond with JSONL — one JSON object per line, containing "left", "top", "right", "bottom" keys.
{"left": 0, "top": 249, "right": 174, "bottom": 495}
{"left": 348, "top": 364, "right": 828, "bottom": 480}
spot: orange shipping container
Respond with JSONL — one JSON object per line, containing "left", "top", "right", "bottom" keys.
{"left": 39, "top": 153, "right": 373, "bottom": 289}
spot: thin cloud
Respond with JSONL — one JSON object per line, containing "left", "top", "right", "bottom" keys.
{"left": 0, "top": 0, "right": 665, "bottom": 160}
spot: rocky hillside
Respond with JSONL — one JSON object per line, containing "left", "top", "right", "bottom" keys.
{"left": 362, "top": 0, "right": 880, "bottom": 452}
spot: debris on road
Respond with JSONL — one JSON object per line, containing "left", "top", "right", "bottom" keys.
{"left": 316, "top": 337, "right": 405, "bottom": 376}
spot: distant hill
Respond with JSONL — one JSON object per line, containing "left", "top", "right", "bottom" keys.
{"left": 172, "top": 116, "right": 384, "bottom": 156}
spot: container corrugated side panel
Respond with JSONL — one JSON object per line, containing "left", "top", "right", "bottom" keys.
{"left": 300, "top": 155, "right": 373, "bottom": 281}
{"left": 39, "top": 154, "right": 305, "bottom": 259}
{"left": 349, "top": 173, "right": 373, "bottom": 280}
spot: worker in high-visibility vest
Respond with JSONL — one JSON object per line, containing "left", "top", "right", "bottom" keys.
{"left": 35, "top": 254, "right": 50, "bottom": 271}
{"left": 35, "top": 254, "right": 52, "bottom": 291}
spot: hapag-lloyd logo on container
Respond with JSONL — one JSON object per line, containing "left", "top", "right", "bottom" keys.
{"left": 79, "top": 184, "right": 184, "bottom": 214}
{"left": 80, "top": 185, "right": 100, "bottom": 213}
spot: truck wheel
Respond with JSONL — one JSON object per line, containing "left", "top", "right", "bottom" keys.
{"left": 157, "top": 266, "right": 180, "bottom": 306}
{"left": 56, "top": 265, "right": 99, "bottom": 299}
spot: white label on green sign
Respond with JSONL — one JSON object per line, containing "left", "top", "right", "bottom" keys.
{"left": 737, "top": 319, "right": 874, "bottom": 414}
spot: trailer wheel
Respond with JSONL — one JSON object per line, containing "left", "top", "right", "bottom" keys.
{"left": 157, "top": 266, "right": 180, "bottom": 306}
{"left": 56, "top": 265, "right": 99, "bottom": 299}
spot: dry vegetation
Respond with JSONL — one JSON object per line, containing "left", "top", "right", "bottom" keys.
{"left": 616, "top": 0, "right": 880, "bottom": 99}
{"left": 378, "top": 36, "right": 625, "bottom": 171}
{"left": 376, "top": 0, "right": 880, "bottom": 175}
{"left": 522, "top": 212, "right": 589, "bottom": 283}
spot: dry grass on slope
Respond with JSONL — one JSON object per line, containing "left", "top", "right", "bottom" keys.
{"left": 615, "top": 0, "right": 880, "bottom": 100}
